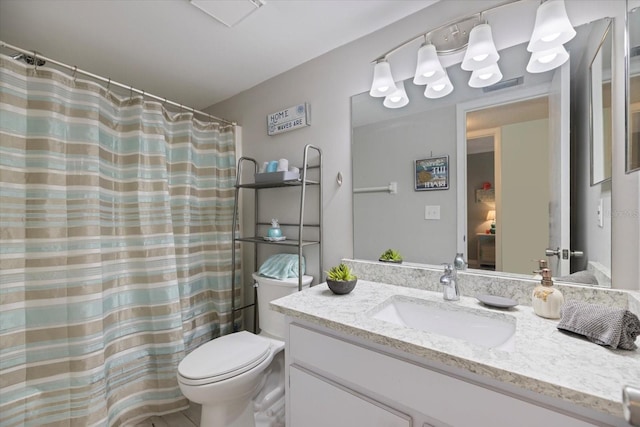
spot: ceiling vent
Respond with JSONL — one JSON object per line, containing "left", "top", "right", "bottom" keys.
{"left": 189, "top": 0, "right": 265, "bottom": 27}
{"left": 482, "top": 76, "right": 524, "bottom": 93}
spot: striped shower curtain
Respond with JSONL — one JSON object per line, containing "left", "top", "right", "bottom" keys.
{"left": 0, "top": 54, "right": 239, "bottom": 426}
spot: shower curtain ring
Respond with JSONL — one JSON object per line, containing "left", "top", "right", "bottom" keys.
{"left": 32, "top": 51, "right": 38, "bottom": 70}
{"left": 72, "top": 66, "right": 78, "bottom": 82}
{"left": 129, "top": 85, "right": 134, "bottom": 100}
{"left": 106, "top": 78, "right": 111, "bottom": 91}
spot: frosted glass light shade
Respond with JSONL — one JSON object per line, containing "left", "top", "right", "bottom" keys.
{"left": 527, "top": 0, "right": 576, "bottom": 52}
{"left": 526, "top": 44, "right": 569, "bottom": 73}
{"left": 413, "top": 43, "right": 446, "bottom": 85}
{"left": 424, "top": 74, "right": 453, "bottom": 99}
{"left": 369, "top": 60, "right": 397, "bottom": 97}
{"left": 461, "top": 24, "right": 500, "bottom": 71}
{"left": 468, "top": 63, "right": 503, "bottom": 88}
{"left": 383, "top": 81, "right": 409, "bottom": 109}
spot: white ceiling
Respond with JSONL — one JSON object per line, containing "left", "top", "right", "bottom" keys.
{"left": 0, "top": 0, "right": 438, "bottom": 110}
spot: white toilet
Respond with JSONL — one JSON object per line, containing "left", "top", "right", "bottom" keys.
{"left": 177, "top": 273, "right": 313, "bottom": 427}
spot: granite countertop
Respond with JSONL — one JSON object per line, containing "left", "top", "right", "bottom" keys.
{"left": 271, "top": 280, "right": 640, "bottom": 420}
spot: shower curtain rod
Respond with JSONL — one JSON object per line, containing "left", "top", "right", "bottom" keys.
{"left": 1, "top": 40, "right": 236, "bottom": 126}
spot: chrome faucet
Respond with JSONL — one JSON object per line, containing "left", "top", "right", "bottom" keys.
{"left": 453, "top": 252, "right": 467, "bottom": 270}
{"left": 440, "top": 263, "right": 460, "bottom": 301}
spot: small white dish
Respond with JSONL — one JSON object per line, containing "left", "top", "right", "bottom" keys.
{"left": 476, "top": 294, "right": 518, "bottom": 308}
{"left": 263, "top": 236, "right": 286, "bottom": 242}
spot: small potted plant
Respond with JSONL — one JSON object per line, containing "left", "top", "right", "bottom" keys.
{"left": 326, "top": 263, "right": 358, "bottom": 295}
{"left": 379, "top": 249, "right": 403, "bottom": 263}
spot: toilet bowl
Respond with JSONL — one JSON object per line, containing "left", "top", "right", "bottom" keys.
{"left": 177, "top": 273, "right": 312, "bottom": 427}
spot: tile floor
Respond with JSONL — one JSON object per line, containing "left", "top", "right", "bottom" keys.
{"left": 134, "top": 403, "right": 201, "bottom": 427}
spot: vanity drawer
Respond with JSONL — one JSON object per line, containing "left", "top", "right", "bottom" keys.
{"left": 288, "top": 322, "right": 597, "bottom": 427}
{"left": 289, "top": 365, "right": 411, "bottom": 427}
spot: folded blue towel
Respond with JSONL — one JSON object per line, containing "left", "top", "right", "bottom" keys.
{"left": 258, "top": 254, "right": 305, "bottom": 280}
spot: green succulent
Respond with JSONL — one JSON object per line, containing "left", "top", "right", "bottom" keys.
{"left": 326, "top": 263, "right": 357, "bottom": 281}
{"left": 379, "top": 249, "right": 403, "bottom": 262}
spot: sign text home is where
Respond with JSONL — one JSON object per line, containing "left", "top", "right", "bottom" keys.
{"left": 267, "top": 103, "right": 310, "bottom": 136}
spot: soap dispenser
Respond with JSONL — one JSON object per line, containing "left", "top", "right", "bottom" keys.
{"left": 532, "top": 268, "right": 564, "bottom": 319}
{"left": 267, "top": 219, "right": 282, "bottom": 238}
{"left": 532, "top": 259, "right": 548, "bottom": 280}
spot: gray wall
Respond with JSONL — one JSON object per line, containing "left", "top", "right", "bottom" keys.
{"left": 352, "top": 106, "right": 457, "bottom": 264}
{"left": 207, "top": 0, "right": 639, "bottom": 290}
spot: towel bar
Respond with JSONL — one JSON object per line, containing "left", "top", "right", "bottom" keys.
{"left": 353, "top": 182, "right": 397, "bottom": 194}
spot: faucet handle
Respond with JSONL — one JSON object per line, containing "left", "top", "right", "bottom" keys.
{"left": 454, "top": 253, "right": 467, "bottom": 270}
{"left": 441, "top": 263, "right": 453, "bottom": 274}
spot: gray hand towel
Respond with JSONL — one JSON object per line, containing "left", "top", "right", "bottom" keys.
{"left": 557, "top": 300, "right": 640, "bottom": 350}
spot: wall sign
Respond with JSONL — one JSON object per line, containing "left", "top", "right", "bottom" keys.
{"left": 267, "top": 103, "right": 310, "bottom": 136}
{"left": 414, "top": 156, "right": 449, "bottom": 191}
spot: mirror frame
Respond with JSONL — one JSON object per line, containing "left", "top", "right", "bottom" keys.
{"left": 590, "top": 18, "right": 613, "bottom": 185}
{"left": 627, "top": 0, "right": 640, "bottom": 173}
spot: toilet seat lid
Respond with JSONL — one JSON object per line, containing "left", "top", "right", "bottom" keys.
{"left": 179, "top": 331, "right": 271, "bottom": 382}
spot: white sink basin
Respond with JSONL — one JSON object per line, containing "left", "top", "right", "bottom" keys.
{"left": 370, "top": 296, "right": 516, "bottom": 351}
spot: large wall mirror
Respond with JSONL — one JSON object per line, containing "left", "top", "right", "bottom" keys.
{"left": 628, "top": 1, "right": 640, "bottom": 173}
{"left": 352, "top": 14, "right": 613, "bottom": 288}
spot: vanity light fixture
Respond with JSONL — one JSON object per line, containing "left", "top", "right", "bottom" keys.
{"left": 413, "top": 42, "right": 446, "bottom": 85}
{"left": 424, "top": 73, "right": 454, "bottom": 99}
{"left": 369, "top": 59, "right": 397, "bottom": 97}
{"left": 383, "top": 80, "right": 410, "bottom": 108}
{"left": 461, "top": 24, "right": 500, "bottom": 71}
{"left": 526, "top": 0, "right": 574, "bottom": 73}
{"left": 469, "top": 63, "right": 503, "bottom": 88}
{"left": 368, "top": 0, "right": 575, "bottom": 108}
{"left": 526, "top": 44, "right": 570, "bottom": 73}
{"left": 527, "top": 0, "right": 576, "bottom": 53}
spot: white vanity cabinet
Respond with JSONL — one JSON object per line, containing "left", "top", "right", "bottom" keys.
{"left": 285, "top": 321, "right": 602, "bottom": 427}
{"left": 289, "top": 367, "right": 412, "bottom": 427}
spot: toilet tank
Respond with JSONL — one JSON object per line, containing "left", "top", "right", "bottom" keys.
{"left": 252, "top": 273, "right": 313, "bottom": 339}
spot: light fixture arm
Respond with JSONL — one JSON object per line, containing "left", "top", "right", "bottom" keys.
{"left": 368, "top": 0, "right": 573, "bottom": 109}
{"left": 372, "top": 34, "right": 427, "bottom": 64}
{"left": 371, "top": 0, "right": 519, "bottom": 63}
